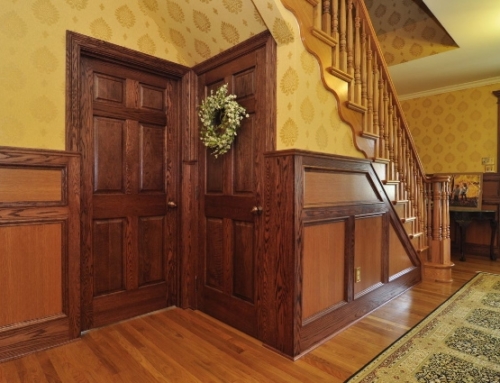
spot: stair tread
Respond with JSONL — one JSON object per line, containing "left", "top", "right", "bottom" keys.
{"left": 409, "top": 232, "right": 424, "bottom": 239}
{"left": 401, "top": 216, "right": 417, "bottom": 223}
{"left": 373, "top": 157, "right": 390, "bottom": 164}
{"left": 392, "top": 199, "right": 409, "bottom": 205}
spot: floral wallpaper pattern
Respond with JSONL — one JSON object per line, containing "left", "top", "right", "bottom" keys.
{"left": 0, "top": 0, "right": 362, "bottom": 158}
{"left": 0, "top": 0, "right": 266, "bottom": 149}
{"left": 401, "top": 83, "right": 499, "bottom": 173}
{"left": 364, "top": 0, "right": 457, "bottom": 66}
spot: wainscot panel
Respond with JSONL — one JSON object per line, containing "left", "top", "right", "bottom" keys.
{"left": 261, "top": 150, "right": 420, "bottom": 359}
{"left": 0, "top": 147, "right": 80, "bottom": 362}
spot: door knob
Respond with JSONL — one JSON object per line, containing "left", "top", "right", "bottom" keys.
{"left": 167, "top": 201, "right": 177, "bottom": 208}
{"left": 251, "top": 206, "right": 263, "bottom": 215}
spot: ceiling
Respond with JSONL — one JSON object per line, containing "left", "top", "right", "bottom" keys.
{"left": 366, "top": 0, "right": 500, "bottom": 99}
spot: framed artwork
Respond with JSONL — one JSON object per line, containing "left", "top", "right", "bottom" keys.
{"left": 449, "top": 173, "right": 483, "bottom": 211}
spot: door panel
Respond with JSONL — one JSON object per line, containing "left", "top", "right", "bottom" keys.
{"left": 94, "top": 117, "right": 125, "bottom": 192}
{"left": 80, "top": 56, "right": 178, "bottom": 330}
{"left": 138, "top": 216, "right": 165, "bottom": 286}
{"left": 93, "top": 219, "right": 125, "bottom": 295}
{"left": 140, "top": 125, "right": 164, "bottom": 191}
{"left": 197, "top": 36, "right": 274, "bottom": 339}
{"left": 233, "top": 220, "right": 254, "bottom": 302}
{"left": 234, "top": 115, "right": 255, "bottom": 193}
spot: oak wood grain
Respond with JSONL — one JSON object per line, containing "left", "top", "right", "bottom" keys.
{"left": 0, "top": 254, "right": 497, "bottom": 382}
{"left": 0, "top": 147, "right": 80, "bottom": 362}
{"left": 263, "top": 150, "right": 421, "bottom": 358}
{"left": 0, "top": 168, "right": 62, "bottom": 203}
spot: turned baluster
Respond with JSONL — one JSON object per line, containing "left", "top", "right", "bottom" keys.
{"left": 322, "top": 0, "right": 332, "bottom": 35}
{"left": 412, "top": 157, "right": 419, "bottom": 217}
{"left": 391, "top": 110, "right": 399, "bottom": 182}
{"left": 421, "top": 175, "right": 429, "bottom": 249}
{"left": 417, "top": 174, "right": 425, "bottom": 235}
{"left": 432, "top": 180, "right": 444, "bottom": 245}
{"left": 396, "top": 126, "right": 404, "bottom": 197}
{"left": 404, "top": 139, "right": 412, "bottom": 201}
{"left": 338, "top": 0, "right": 347, "bottom": 72}
{"left": 399, "top": 136, "right": 407, "bottom": 200}
{"left": 360, "top": 21, "right": 368, "bottom": 131}
{"left": 378, "top": 71, "right": 385, "bottom": 159}
{"left": 353, "top": 14, "right": 362, "bottom": 105}
{"left": 332, "top": 0, "right": 339, "bottom": 67}
{"left": 372, "top": 58, "right": 379, "bottom": 146}
{"left": 426, "top": 180, "right": 433, "bottom": 256}
{"left": 382, "top": 80, "right": 390, "bottom": 161}
{"left": 407, "top": 156, "right": 414, "bottom": 216}
{"left": 312, "top": 0, "right": 321, "bottom": 30}
{"left": 442, "top": 180, "right": 450, "bottom": 240}
{"left": 347, "top": 0, "right": 354, "bottom": 100}
{"left": 387, "top": 95, "right": 395, "bottom": 180}
{"left": 366, "top": 38, "right": 373, "bottom": 134}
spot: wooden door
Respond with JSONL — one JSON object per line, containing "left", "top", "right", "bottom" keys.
{"left": 80, "top": 56, "right": 179, "bottom": 330}
{"left": 196, "top": 34, "right": 275, "bottom": 338}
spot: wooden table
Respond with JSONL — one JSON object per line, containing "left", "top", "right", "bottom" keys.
{"left": 450, "top": 210, "right": 497, "bottom": 261}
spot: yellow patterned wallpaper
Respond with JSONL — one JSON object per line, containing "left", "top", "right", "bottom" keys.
{"left": 0, "top": 0, "right": 361, "bottom": 158}
{"left": 255, "top": 1, "right": 362, "bottom": 158}
{"left": 401, "top": 83, "right": 499, "bottom": 173}
{"left": 0, "top": 0, "right": 266, "bottom": 149}
{"left": 364, "top": 0, "right": 457, "bottom": 66}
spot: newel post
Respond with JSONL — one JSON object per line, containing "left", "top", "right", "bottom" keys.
{"left": 422, "top": 174, "right": 454, "bottom": 282}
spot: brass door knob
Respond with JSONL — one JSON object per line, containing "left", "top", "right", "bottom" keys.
{"left": 251, "top": 206, "right": 263, "bottom": 215}
{"left": 167, "top": 201, "right": 177, "bottom": 208}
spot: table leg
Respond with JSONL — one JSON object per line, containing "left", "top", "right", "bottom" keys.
{"left": 490, "top": 219, "right": 497, "bottom": 261}
{"left": 459, "top": 224, "right": 466, "bottom": 261}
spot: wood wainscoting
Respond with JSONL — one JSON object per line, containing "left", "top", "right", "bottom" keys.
{"left": 0, "top": 147, "right": 80, "bottom": 362}
{"left": 261, "top": 150, "right": 421, "bottom": 359}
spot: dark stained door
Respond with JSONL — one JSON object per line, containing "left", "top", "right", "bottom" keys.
{"left": 196, "top": 36, "right": 275, "bottom": 338}
{"left": 80, "top": 56, "right": 179, "bottom": 330}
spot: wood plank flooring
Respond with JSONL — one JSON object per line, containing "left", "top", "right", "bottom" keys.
{"left": 1, "top": 253, "right": 499, "bottom": 383}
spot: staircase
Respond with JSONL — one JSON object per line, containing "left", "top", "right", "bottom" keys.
{"left": 281, "top": 0, "right": 453, "bottom": 282}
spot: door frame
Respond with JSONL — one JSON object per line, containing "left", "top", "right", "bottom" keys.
{"left": 66, "top": 31, "right": 191, "bottom": 328}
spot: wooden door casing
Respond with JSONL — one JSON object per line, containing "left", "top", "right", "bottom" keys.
{"left": 195, "top": 33, "right": 276, "bottom": 339}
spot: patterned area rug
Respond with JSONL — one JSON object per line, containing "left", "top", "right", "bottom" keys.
{"left": 346, "top": 272, "right": 500, "bottom": 382}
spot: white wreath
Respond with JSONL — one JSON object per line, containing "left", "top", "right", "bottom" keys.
{"left": 198, "top": 84, "right": 249, "bottom": 158}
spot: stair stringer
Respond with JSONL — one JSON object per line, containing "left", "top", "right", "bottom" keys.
{"left": 366, "top": 162, "right": 422, "bottom": 278}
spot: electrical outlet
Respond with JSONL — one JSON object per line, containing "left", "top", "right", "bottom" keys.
{"left": 355, "top": 267, "right": 361, "bottom": 283}
{"left": 482, "top": 157, "right": 494, "bottom": 165}
{"left": 485, "top": 164, "right": 495, "bottom": 172}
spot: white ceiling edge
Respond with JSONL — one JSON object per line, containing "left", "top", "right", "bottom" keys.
{"left": 390, "top": 0, "right": 500, "bottom": 100}
{"left": 397, "top": 76, "right": 500, "bottom": 101}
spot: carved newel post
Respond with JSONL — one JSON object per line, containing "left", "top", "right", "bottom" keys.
{"left": 422, "top": 174, "right": 453, "bottom": 282}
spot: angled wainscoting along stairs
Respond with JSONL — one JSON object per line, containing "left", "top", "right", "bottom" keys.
{"left": 280, "top": 0, "right": 453, "bottom": 282}
{"left": 260, "top": 150, "right": 422, "bottom": 358}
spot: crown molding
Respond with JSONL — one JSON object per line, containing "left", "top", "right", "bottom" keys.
{"left": 398, "top": 76, "right": 500, "bottom": 101}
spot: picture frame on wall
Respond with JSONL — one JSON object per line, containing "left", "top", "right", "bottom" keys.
{"left": 449, "top": 173, "right": 483, "bottom": 211}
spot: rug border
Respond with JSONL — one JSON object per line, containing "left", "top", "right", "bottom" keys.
{"left": 344, "top": 271, "right": 495, "bottom": 382}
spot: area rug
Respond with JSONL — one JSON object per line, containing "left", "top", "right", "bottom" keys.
{"left": 346, "top": 272, "right": 500, "bottom": 382}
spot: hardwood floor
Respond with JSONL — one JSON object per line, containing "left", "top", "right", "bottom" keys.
{"left": 1, "top": 253, "right": 499, "bottom": 383}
